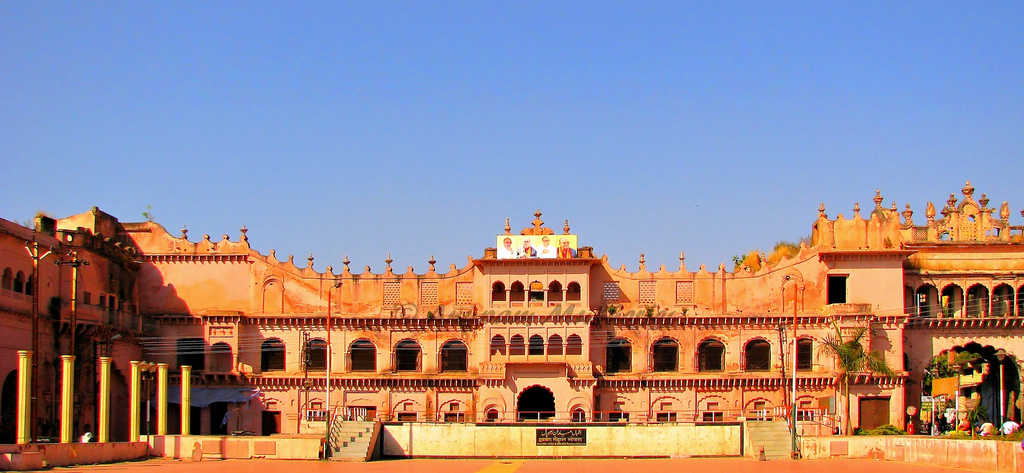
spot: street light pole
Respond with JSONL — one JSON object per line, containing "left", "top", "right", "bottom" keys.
{"left": 325, "top": 282, "right": 341, "bottom": 452}
{"left": 25, "top": 234, "right": 52, "bottom": 442}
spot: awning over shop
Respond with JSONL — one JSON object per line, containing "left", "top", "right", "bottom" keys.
{"left": 161, "top": 386, "right": 259, "bottom": 408}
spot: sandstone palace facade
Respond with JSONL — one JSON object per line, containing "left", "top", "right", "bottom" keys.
{"left": 1, "top": 182, "right": 1022, "bottom": 442}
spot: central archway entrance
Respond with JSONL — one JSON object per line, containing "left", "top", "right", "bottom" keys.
{"left": 517, "top": 385, "right": 555, "bottom": 421}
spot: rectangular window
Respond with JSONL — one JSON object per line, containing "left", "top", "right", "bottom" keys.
{"left": 797, "top": 339, "right": 813, "bottom": 371}
{"left": 656, "top": 412, "right": 677, "bottom": 422}
{"left": 98, "top": 294, "right": 106, "bottom": 308}
{"left": 443, "top": 412, "right": 465, "bottom": 422}
{"left": 397, "top": 412, "right": 418, "bottom": 422}
{"left": 827, "top": 275, "right": 848, "bottom": 304}
{"left": 83, "top": 292, "right": 91, "bottom": 305}
{"left": 703, "top": 402, "right": 723, "bottom": 422}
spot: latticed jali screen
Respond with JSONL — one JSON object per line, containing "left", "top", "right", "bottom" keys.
{"left": 420, "top": 281, "right": 438, "bottom": 307}
{"left": 675, "top": 281, "right": 694, "bottom": 304}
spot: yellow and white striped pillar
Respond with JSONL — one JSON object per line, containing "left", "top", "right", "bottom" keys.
{"left": 156, "top": 363, "right": 168, "bottom": 435}
{"left": 16, "top": 350, "right": 32, "bottom": 445}
{"left": 129, "top": 360, "right": 142, "bottom": 442}
{"left": 60, "top": 355, "right": 76, "bottom": 443}
{"left": 180, "top": 365, "right": 192, "bottom": 435}
{"left": 98, "top": 356, "right": 111, "bottom": 442}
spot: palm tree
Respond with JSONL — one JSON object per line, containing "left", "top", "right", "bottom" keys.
{"left": 818, "top": 321, "right": 896, "bottom": 435}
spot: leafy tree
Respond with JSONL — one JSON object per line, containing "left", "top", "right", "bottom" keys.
{"left": 818, "top": 321, "right": 896, "bottom": 435}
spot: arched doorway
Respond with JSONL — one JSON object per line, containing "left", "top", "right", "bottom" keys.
{"left": 517, "top": 386, "right": 555, "bottom": 421}
{"left": 1, "top": 370, "right": 16, "bottom": 444}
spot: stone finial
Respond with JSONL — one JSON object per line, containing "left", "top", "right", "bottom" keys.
{"left": 203, "top": 234, "right": 211, "bottom": 242}
{"left": 979, "top": 193, "right": 990, "bottom": 209}
{"left": 343, "top": 255, "right": 350, "bottom": 271}
{"left": 818, "top": 203, "right": 826, "bottom": 218}
{"left": 240, "top": 225, "right": 248, "bottom": 242}
{"left": 946, "top": 193, "right": 958, "bottom": 210}
{"left": 326, "top": 265, "right": 333, "bottom": 273}
{"left": 639, "top": 253, "right": 645, "bottom": 267}
{"left": 222, "top": 234, "right": 229, "bottom": 241}
{"left": 532, "top": 210, "right": 544, "bottom": 231}
{"left": 428, "top": 255, "right": 436, "bottom": 272}
{"left": 308, "top": 254, "right": 314, "bottom": 267}
{"left": 563, "top": 219, "right": 570, "bottom": 235}
{"left": 679, "top": 251, "right": 685, "bottom": 270}
{"left": 873, "top": 189, "right": 883, "bottom": 207}
{"left": 926, "top": 202, "right": 936, "bottom": 222}
{"left": 385, "top": 253, "right": 393, "bottom": 271}
{"left": 999, "top": 202, "right": 1010, "bottom": 221}
{"left": 853, "top": 203, "right": 860, "bottom": 217}
{"left": 903, "top": 204, "right": 913, "bottom": 225}
{"left": 288, "top": 254, "right": 295, "bottom": 265}
{"left": 962, "top": 181, "right": 974, "bottom": 199}
{"left": 504, "top": 218, "right": 511, "bottom": 235}
{"left": 890, "top": 201, "right": 897, "bottom": 211}
{"left": 180, "top": 225, "right": 188, "bottom": 239}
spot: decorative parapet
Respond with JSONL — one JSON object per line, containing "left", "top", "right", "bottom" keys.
{"left": 478, "top": 362, "right": 505, "bottom": 379}
{"left": 814, "top": 183, "right": 1020, "bottom": 249}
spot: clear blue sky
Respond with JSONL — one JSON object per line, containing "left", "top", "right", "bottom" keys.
{"left": 2, "top": 2, "right": 1022, "bottom": 273}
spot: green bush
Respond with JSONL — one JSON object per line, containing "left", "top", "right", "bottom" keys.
{"left": 855, "top": 424, "right": 906, "bottom": 436}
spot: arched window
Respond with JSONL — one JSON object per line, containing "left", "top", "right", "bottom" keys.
{"left": 395, "top": 340, "right": 421, "bottom": 371}
{"left": 209, "top": 342, "right": 233, "bottom": 372}
{"left": 606, "top": 339, "right": 632, "bottom": 374}
{"left": 485, "top": 408, "right": 499, "bottom": 422}
{"left": 177, "top": 338, "right": 205, "bottom": 371}
{"left": 548, "top": 335, "right": 563, "bottom": 356}
{"left": 796, "top": 339, "right": 813, "bottom": 371}
{"left": 350, "top": 339, "right": 377, "bottom": 372}
{"left": 13, "top": 271, "right": 26, "bottom": 294}
{"left": 1018, "top": 285, "right": 1024, "bottom": 317}
{"left": 491, "top": 282, "right": 506, "bottom": 303}
{"left": 1, "top": 268, "right": 12, "bottom": 291}
{"left": 490, "top": 335, "right": 506, "bottom": 356}
{"left": 305, "top": 338, "right": 327, "bottom": 370}
{"left": 260, "top": 338, "right": 285, "bottom": 372}
{"left": 510, "top": 282, "right": 525, "bottom": 303}
{"left": 941, "top": 284, "right": 963, "bottom": 318}
{"left": 441, "top": 340, "right": 468, "bottom": 372}
{"left": 24, "top": 275, "right": 33, "bottom": 296}
{"left": 566, "top": 282, "right": 582, "bottom": 302}
{"left": 744, "top": 339, "right": 771, "bottom": 371}
{"left": 992, "top": 284, "right": 1013, "bottom": 317}
{"left": 548, "top": 281, "right": 563, "bottom": 303}
{"left": 529, "top": 335, "right": 545, "bottom": 356}
{"left": 966, "top": 284, "right": 989, "bottom": 318}
{"left": 566, "top": 334, "right": 583, "bottom": 356}
{"left": 529, "top": 281, "right": 545, "bottom": 302}
{"left": 571, "top": 408, "right": 587, "bottom": 423}
{"left": 916, "top": 284, "right": 938, "bottom": 318}
{"left": 509, "top": 335, "right": 526, "bottom": 356}
{"left": 698, "top": 339, "right": 725, "bottom": 372}
{"left": 651, "top": 338, "right": 678, "bottom": 372}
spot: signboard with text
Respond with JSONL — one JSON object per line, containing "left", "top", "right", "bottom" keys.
{"left": 536, "top": 428, "right": 586, "bottom": 446}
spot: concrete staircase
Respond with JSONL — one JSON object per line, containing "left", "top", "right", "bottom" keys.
{"left": 327, "top": 420, "right": 376, "bottom": 462}
{"left": 746, "top": 420, "right": 794, "bottom": 460}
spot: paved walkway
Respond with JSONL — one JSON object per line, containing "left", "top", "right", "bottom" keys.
{"left": 55, "top": 458, "right": 982, "bottom": 473}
